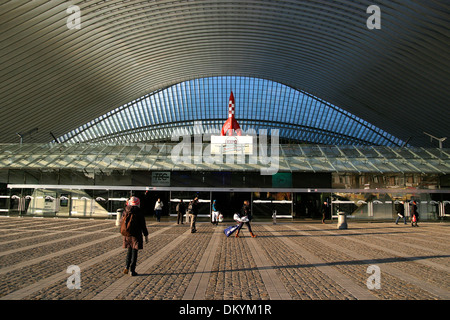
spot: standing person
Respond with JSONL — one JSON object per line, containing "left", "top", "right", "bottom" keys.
{"left": 121, "top": 196, "right": 148, "bottom": 277}
{"left": 189, "top": 196, "right": 199, "bottom": 233}
{"left": 234, "top": 200, "right": 256, "bottom": 238}
{"left": 211, "top": 199, "right": 219, "bottom": 226}
{"left": 411, "top": 200, "right": 419, "bottom": 227}
{"left": 154, "top": 198, "right": 163, "bottom": 222}
{"left": 321, "top": 201, "right": 330, "bottom": 224}
{"left": 176, "top": 199, "right": 185, "bottom": 224}
{"left": 395, "top": 201, "right": 406, "bottom": 225}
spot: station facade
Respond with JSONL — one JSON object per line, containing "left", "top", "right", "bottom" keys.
{"left": 1, "top": 143, "right": 449, "bottom": 221}
{"left": 1, "top": 2, "right": 449, "bottom": 227}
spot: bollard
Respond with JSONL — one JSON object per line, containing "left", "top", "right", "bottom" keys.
{"left": 337, "top": 211, "right": 347, "bottom": 229}
{"left": 116, "top": 208, "right": 124, "bottom": 226}
{"left": 272, "top": 210, "right": 277, "bottom": 225}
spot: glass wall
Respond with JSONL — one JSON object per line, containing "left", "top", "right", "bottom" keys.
{"left": 0, "top": 168, "right": 448, "bottom": 220}
{"left": 170, "top": 191, "right": 211, "bottom": 217}
{"left": 331, "top": 192, "right": 449, "bottom": 221}
{"left": 253, "top": 191, "right": 293, "bottom": 218}
{"left": 1, "top": 185, "right": 448, "bottom": 221}
{"left": 0, "top": 188, "right": 132, "bottom": 218}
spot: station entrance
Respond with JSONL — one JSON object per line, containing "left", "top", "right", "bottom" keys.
{"left": 211, "top": 192, "right": 251, "bottom": 217}
{"left": 293, "top": 192, "right": 325, "bottom": 219}
{"left": 134, "top": 190, "right": 251, "bottom": 219}
{"left": 136, "top": 190, "right": 284, "bottom": 220}
{"left": 3, "top": 185, "right": 449, "bottom": 221}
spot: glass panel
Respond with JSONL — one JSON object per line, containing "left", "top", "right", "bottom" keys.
{"left": 57, "top": 76, "right": 403, "bottom": 146}
{"left": 253, "top": 192, "right": 292, "bottom": 218}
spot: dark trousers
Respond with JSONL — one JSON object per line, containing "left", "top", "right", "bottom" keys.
{"left": 237, "top": 221, "right": 253, "bottom": 233}
{"left": 155, "top": 210, "right": 162, "bottom": 222}
{"left": 125, "top": 247, "right": 138, "bottom": 272}
{"left": 177, "top": 211, "right": 184, "bottom": 224}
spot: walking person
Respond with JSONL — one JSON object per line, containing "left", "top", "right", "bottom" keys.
{"left": 176, "top": 199, "right": 185, "bottom": 224}
{"left": 211, "top": 199, "right": 219, "bottom": 226}
{"left": 321, "top": 201, "right": 330, "bottom": 224}
{"left": 234, "top": 200, "right": 256, "bottom": 238}
{"left": 411, "top": 200, "right": 419, "bottom": 227}
{"left": 189, "top": 196, "right": 199, "bottom": 233}
{"left": 395, "top": 201, "right": 406, "bottom": 225}
{"left": 121, "top": 196, "right": 148, "bottom": 277}
{"left": 154, "top": 198, "right": 163, "bottom": 222}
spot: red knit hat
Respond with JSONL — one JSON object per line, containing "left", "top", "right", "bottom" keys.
{"left": 127, "top": 196, "right": 140, "bottom": 207}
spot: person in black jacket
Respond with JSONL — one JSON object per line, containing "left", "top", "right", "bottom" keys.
{"left": 122, "top": 196, "right": 149, "bottom": 276}
{"left": 234, "top": 200, "right": 256, "bottom": 238}
{"left": 321, "top": 201, "right": 331, "bottom": 224}
{"left": 395, "top": 201, "right": 406, "bottom": 225}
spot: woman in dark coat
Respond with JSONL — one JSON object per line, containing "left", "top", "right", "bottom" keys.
{"left": 122, "top": 196, "right": 149, "bottom": 276}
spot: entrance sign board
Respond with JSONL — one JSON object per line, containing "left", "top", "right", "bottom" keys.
{"left": 211, "top": 135, "right": 253, "bottom": 155}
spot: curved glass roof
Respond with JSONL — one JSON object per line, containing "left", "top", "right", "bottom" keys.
{"left": 1, "top": 1, "right": 447, "bottom": 146}
{"left": 58, "top": 76, "right": 404, "bottom": 146}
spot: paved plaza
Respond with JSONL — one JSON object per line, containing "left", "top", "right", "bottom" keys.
{"left": 0, "top": 216, "right": 449, "bottom": 303}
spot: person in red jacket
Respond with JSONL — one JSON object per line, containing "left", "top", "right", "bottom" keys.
{"left": 122, "top": 196, "right": 149, "bottom": 276}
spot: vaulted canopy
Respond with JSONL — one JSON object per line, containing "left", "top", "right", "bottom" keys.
{"left": 0, "top": 1, "right": 448, "bottom": 147}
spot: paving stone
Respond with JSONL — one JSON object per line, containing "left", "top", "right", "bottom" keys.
{"left": 0, "top": 217, "right": 448, "bottom": 300}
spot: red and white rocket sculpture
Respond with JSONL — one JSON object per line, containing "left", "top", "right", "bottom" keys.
{"left": 220, "top": 91, "right": 242, "bottom": 136}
